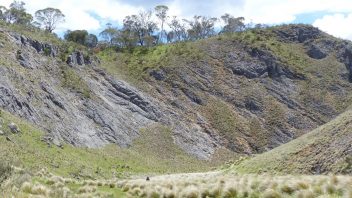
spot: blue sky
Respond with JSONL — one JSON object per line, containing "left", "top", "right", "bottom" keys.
{"left": 1, "top": 0, "right": 352, "bottom": 40}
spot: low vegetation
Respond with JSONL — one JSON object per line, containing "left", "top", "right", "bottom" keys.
{"left": 1, "top": 168, "right": 125, "bottom": 197}
{"left": 120, "top": 172, "right": 352, "bottom": 198}
{"left": 60, "top": 65, "right": 91, "bottom": 98}
{"left": 0, "top": 109, "right": 210, "bottom": 180}
{"left": 231, "top": 108, "right": 352, "bottom": 174}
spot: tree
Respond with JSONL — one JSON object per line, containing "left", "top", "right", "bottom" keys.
{"left": 167, "top": 16, "right": 186, "bottom": 42}
{"left": 184, "top": 16, "right": 217, "bottom": 40}
{"left": 5, "top": 1, "right": 32, "bottom": 25}
{"left": 0, "top": 6, "right": 7, "bottom": 21}
{"left": 99, "top": 24, "right": 119, "bottom": 45}
{"left": 35, "top": 7, "right": 65, "bottom": 33}
{"left": 220, "top": 14, "right": 245, "bottom": 33}
{"left": 85, "top": 34, "right": 98, "bottom": 48}
{"left": 123, "top": 11, "right": 158, "bottom": 46}
{"left": 64, "top": 30, "right": 88, "bottom": 45}
{"left": 154, "top": 5, "right": 168, "bottom": 43}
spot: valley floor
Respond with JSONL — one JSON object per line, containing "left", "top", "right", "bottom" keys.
{"left": 2, "top": 167, "right": 352, "bottom": 197}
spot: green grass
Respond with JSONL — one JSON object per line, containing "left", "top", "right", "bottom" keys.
{"left": 60, "top": 65, "right": 91, "bottom": 98}
{"left": 231, "top": 109, "right": 352, "bottom": 174}
{"left": 0, "top": 109, "right": 210, "bottom": 180}
{"left": 203, "top": 99, "right": 248, "bottom": 140}
{"left": 0, "top": 20, "right": 61, "bottom": 46}
{"left": 97, "top": 42, "right": 205, "bottom": 85}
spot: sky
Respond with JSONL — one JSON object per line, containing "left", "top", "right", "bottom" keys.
{"left": 1, "top": 0, "right": 352, "bottom": 40}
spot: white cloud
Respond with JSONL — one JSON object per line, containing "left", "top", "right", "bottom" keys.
{"left": 0, "top": 0, "right": 143, "bottom": 32}
{"left": 238, "top": 0, "right": 352, "bottom": 24}
{"left": 313, "top": 13, "right": 352, "bottom": 40}
{"left": 0, "top": 0, "right": 352, "bottom": 39}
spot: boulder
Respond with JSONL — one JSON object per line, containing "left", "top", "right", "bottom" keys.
{"left": 8, "top": 122, "right": 20, "bottom": 133}
{"left": 150, "top": 70, "right": 166, "bottom": 81}
{"left": 307, "top": 44, "right": 327, "bottom": 59}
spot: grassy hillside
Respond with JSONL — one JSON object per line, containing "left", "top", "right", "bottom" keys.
{"left": 98, "top": 24, "right": 352, "bottom": 156}
{"left": 0, "top": 109, "right": 210, "bottom": 179}
{"left": 231, "top": 108, "right": 352, "bottom": 174}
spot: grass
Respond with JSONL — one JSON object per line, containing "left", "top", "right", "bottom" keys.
{"left": 0, "top": 109, "right": 211, "bottom": 180}
{"left": 0, "top": 20, "right": 61, "bottom": 46}
{"left": 97, "top": 42, "right": 205, "bottom": 86}
{"left": 0, "top": 162, "right": 12, "bottom": 184}
{"left": 2, "top": 169, "right": 126, "bottom": 197}
{"left": 202, "top": 99, "right": 250, "bottom": 151}
{"left": 60, "top": 65, "right": 91, "bottom": 98}
{"left": 231, "top": 108, "right": 352, "bottom": 174}
{"left": 118, "top": 172, "right": 352, "bottom": 198}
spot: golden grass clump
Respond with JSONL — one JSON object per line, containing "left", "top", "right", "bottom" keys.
{"left": 78, "top": 185, "right": 97, "bottom": 194}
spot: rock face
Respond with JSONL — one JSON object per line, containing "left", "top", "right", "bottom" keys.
{"left": 11, "top": 33, "right": 58, "bottom": 57}
{"left": 0, "top": 24, "right": 352, "bottom": 160}
{"left": 66, "top": 51, "right": 91, "bottom": 66}
{"left": 0, "top": 30, "right": 219, "bottom": 159}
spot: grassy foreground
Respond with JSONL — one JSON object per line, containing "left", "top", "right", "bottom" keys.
{"left": 2, "top": 165, "right": 352, "bottom": 198}
{"left": 118, "top": 172, "right": 352, "bottom": 198}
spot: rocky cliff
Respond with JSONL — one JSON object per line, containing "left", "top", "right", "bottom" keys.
{"left": 1, "top": 24, "right": 352, "bottom": 161}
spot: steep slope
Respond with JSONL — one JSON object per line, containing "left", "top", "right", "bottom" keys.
{"left": 1, "top": 23, "right": 352, "bottom": 164}
{"left": 231, "top": 108, "right": 352, "bottom": 174}
{"left": 100, "top": 24, "right": 352, "bottom": 157}
{"left": 0, "top": 24, "right": 219, "bottom": 161}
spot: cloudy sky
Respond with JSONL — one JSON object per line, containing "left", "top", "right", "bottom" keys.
{"left": 1, "top": 0, "right": 352, "bottom": 40}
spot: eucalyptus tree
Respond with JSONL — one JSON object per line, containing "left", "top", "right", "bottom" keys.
{"left": 220, "top": 13, "right": 245, "bottom": 33}
{"left": 154, "top": 5, "right": 169, "bottom": 43}
{"left": 35, "top": 7, "right": 65, "bottom": 32}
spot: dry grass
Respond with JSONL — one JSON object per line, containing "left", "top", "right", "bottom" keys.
{"left": 2, "top": 167, "right": 352, "bottom": 197}
{"left": 118, "top": 172, "right": 352, "bottom": 198}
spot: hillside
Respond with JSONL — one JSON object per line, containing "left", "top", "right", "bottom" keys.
{"left": 100, "top": 24, "right": 352, "bottom": 158}
{"left": 231, "top": 107, "right": 352, "bottom": 174}
{"left": 1, "top": 22, "right": 352, "bottom": 172}
{"left": 1, "top": 20, "right": 352, "bottom": 197}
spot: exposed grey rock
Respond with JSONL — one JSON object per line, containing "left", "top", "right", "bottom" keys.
{"left": 307, "top": 44, "right": 327, "bottom": 59}
{"left": 67, "top": 51, "right": 91, "bottom": 66}
{"left": 2, "top": 24, "right": 352, "bottom": 160}
{"left": 150, "top": 70, "right": 166, "bottom": 81}
{"left": 225, "top": 47, "right": 304, "bottom": 80}
{"left": 11, "top": 33, "right": 58, "bottom": 57}
{"left": 244, "top": 97, "right": 262, "bottom": 113}
{"left": 8, "top": 122, "right": 19, "bottom": 133}
{"left": 40, "top": 82, "right": 66, "bottom": 110}
{"left": 104, "top": 75, "right": 161, "bottom": 121}
{"left": 16, "top": 50, "right": 33, "bottom": 69}
{"left": 274, "top": 24, "right": 322, "bottom": 43}
{"left": 181, "top": 88, "right": 204, "bottom": 105}
{"left": 336, "top": 43, "right": 352, "bottom": 82}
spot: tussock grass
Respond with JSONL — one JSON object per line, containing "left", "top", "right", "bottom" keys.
{"left": 119, "top": 172, "right": 352, "bottom": 198}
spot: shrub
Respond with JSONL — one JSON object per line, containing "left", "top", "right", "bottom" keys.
{"left": 280, "top": 184, "right": 295, "bottom": 194}
{"left": 0, "top": 162, "right": 13, "bottom": 183}
{"left": 223, "top": 186, "right": 238, "bottom": 198}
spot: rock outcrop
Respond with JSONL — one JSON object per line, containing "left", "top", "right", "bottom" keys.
{"left": 1, "top": 24, "right": 352, "bottom": 160}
